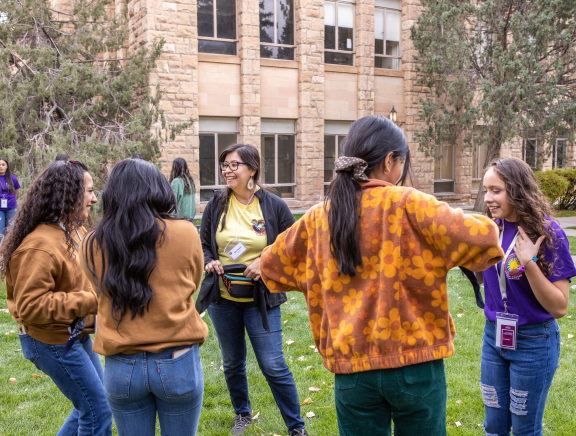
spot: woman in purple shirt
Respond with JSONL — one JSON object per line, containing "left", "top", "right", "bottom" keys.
{"left": 480, "top": 157, "right": 576, "bottom": 436}
{"left": 0, "top": 158, "right": 20, "bottom": 237}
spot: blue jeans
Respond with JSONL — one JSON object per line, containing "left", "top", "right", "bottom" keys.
{"left": 103, "top": 344, "right": 203, "bottom": 436}
{"left": 19, "top": 334, "right": 112, "bottom": 436}
{"left": 208, "top": 300, "right": 305, "bottom": 432}
{"left": 0, "top": 208, "right": 16, "bottom": 235}
{"left": 480, "top": 319, "right": 560, "bottom": 436}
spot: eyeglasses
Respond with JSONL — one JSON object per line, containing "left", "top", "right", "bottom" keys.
{"left": 220, "top": 161, "right": 248, "bottom": 171}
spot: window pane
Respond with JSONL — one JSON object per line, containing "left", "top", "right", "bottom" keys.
{"left": 200, "top": 134, "right": 216, "bottom": 185}
{"left": 272, "top": 186, "right": 294, "bottom": 198}
{"left": 337, "top": 135, "right": 346, "bottom": 155}
{"left": 260, "top": 45, "right": 294, "bottom": 60}
{"left": 386, "top": 40, "right": 400, "bottom": 56}
{"left": 277, "top": 0, "right": 294, "bottom": 45}
{"left": 262, "top": 135, "right": 276, "bottom": 184}
{"left": 337, "top": 26, "right": 353, "bottom": 51}
{"left": 375, "top": 10, "right": 384, "bottom": 41}
{"left": 375, "top": 38, "right": 384, "bottom": 55}
{"left": 217, "top": 0, "right": 236, "bottom": 39}
{"left": 375, "top": 56, "right": 400, "bottom": 69}
{"left": 278, "top": 135, "right": 295, "bottom": 183}
{"left": 385, "top": 9, "right": 401, "bottom": 42}
{"left": 201, "top": 189, "right": 217, "bottom": 201}
{"left": 337, "top": 3, "right": 354, "bottom": 28}
{"left": 325, "top": 25, "right": 336, "bottom": 50}
{"left": 325, "top": 51, "right": 353, "bottom": 65}
{"left": 260, "top": 0, "right": 274, "bottom": 43}
{"left": 434, "top": 144, "right": 454, "bottom": 181}
{"left": 324, "top": 2, "right": 335, "bottom": 26}
{"left": 524, "top": 139, "right": 536, "bottom": 168}
{"left": 324, "top": 136, "right": 336, "bottom": 183}
{"left": 199, "top": 39, "right": 237, "bottom": 55}
{"left": 198, "top": 0, "right": 214, "bottom": 37}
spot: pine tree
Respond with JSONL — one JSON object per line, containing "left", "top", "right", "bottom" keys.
{"left": 411, "top": 0, "right": 576, "bottom": 209}
{"left": 0, "top": 0, "right": 167, "bottom": 187}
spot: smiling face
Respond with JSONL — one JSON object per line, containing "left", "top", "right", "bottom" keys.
{"left": 483, "top": 167, "right": 517, "bottom": 222}
{"left": 221, "top": 151, "right": 256, "bottom": 193}
{"left": 0, "top": 160, "right": 7, "bottom": 175}
{"left": 79, "top": 172, "right": 98, "bottom": 222}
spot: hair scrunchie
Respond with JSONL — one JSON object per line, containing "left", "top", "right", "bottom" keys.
{"left": 334, "top": 156, "right": 369, "bottom": 182}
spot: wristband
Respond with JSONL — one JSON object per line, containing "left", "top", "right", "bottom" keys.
{"left": 517, "top": 256, "right": 538, "bottom": 273}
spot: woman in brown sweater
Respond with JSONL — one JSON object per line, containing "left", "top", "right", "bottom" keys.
{"left": 0, "top": 160, "right": 111, "bottom": 436}
{"left": 82, "top": 158, "right": 207, "bottom": 436}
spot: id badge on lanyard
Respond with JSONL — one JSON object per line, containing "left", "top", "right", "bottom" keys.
{"left": 495, "top": 224, "right": 520, "bottom": 350}
{"left": 0, "top": 198, "right": 7, "bottom": 209}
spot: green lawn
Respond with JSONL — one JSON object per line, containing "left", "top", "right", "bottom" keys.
{"left": 2, "top": 272, "right": 576, "bottom": 435}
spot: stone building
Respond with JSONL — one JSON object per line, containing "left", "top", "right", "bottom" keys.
{"left": 56, "top": 0, "right": 574, "bottom": 211}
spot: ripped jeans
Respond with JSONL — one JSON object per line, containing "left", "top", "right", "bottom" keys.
{"left": 480, "top": 319, "right": 560, "bottom": 436}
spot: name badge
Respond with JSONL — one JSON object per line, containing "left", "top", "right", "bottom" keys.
{"left": 495, "top": 312, "right": 519, "bottom": 350}
{"left": 0, "top": 198, "right": 7, "bottom": 208}
{"left": 225, "top": 242, "right": 247, "bottom": 260}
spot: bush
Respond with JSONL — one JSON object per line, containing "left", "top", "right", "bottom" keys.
{"left": 552, "top": 168, "right": 576, "bottom": 210}
{"left": 535, "top": 170, "right": 570, "bottom": 205}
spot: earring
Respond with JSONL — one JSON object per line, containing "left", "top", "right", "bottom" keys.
{"left": 247, "top": 177, "right": 254, "bottom": 190}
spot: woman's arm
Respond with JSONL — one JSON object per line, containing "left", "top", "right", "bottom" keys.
{"left": 199, "top": 198, "right": 223, "bottom": 274}
{"left": 515, "top": 226, "right": 569, "bottom": 318}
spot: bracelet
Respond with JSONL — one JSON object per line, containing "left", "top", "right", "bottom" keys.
{"left": 517, "top": 256, "right": 538, "bottom": 273}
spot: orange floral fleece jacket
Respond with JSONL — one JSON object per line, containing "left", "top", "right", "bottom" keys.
{"left": 261, "top": 180, "right": 504, "bottom": 374}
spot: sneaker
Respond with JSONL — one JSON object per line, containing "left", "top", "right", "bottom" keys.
{"left": 290, "top": 428, "right": 308, "bottom": 436}
{"left": 231, "top": 413, "right": 253, "bottom": 435}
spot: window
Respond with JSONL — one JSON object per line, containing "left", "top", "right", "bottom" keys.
{"left": 198, "top": 0, "right": 237, "bottom": 55}
{"left": 553, "top": 138, "right": 567, "bottom": 168}
{"left": 522, "top": 138, "right": 537, "bottom": 169}
{"left": 199, "top": 118, "right": 238, "bottom": 201}
{"left": 471, "top": 129, "right": 488, "bottom": 191}
{"left": 261, "top": 120, "right": 296, "bottom": 198}
{"left": 324, "top": 121, "right": 350, "bottom": 193}
{"left": 434, "top": 143, "right": 455, "bottom": 193}
{"left": 375, "top": 0, "right": 401, "bottom": 70}
{"left": 260, "top": 0, "right": 295, "bottom": 60}
{"left": 324, "top": 0, "right": 354, "bottom": 66}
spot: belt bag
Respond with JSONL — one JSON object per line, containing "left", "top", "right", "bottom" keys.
{"left": 222, "top": 273, "right": 255, "bottom": 298}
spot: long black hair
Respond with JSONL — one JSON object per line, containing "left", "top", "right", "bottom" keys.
{"left": 0, "top": 160, "right": 89, "bottom": 277}
{"left": 0, "top": 157, "right": 16, "bottom": 193}
{"left": 169, "top": 157, "right": 195, "bottom": 194}
{"left": 84, "top": 159, "right": 176, "bottom": 325}
{"left": 326, "top": 115, "right": 411, "bottom": 276}
{"left": 215, "top": 143, "right": 260, "bottom": 231}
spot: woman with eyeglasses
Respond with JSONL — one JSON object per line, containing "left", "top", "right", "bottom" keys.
{"left": 196, "top": 144, "right": 307, "bottom": 436}
{"left": 0, "top": 160, "right": 112, "bottom": 436}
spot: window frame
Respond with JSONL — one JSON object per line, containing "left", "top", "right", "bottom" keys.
{"left": 374, "top": 4, "right": 401, "bottom": 70}
{"left": 324, "top": 0, "right": 355, "bottom": 66}
{"left": 259, "top": 0, "right": 296, "bottom": 60}
{"left": 198, "top": 0, "right": 238, "bottom": 55}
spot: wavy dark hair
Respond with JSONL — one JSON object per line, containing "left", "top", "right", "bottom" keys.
{"left": 326, "top": 115, "right": 411, "bottom": 276}
{"left": 215, "top": 143, "right": 260, "bottom": 231}
{"left": 0, "top": 160, "right": 89, "bottom": 277}
{"left": 0, "top": 157, "right": 16, "bottom": 194}
{"left": 84, "top": 159, "right": 176, "bottom": 325}
{"left": 486, "top": 157, "right": 556, "bottom": 276}
{"left": 169, "top": 157, "right": 195, "bottom": 194}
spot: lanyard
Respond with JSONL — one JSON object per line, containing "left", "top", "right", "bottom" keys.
{"left": 496, "top": 222, "right": 519, "bottom": 312}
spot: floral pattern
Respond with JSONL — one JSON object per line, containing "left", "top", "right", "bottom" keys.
{"left": 261, "top": 182, "right": 503, "bottom": 373}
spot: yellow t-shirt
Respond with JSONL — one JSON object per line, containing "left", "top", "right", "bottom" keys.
{"left": 215, "top": 193, "right": 267, "bottom": 302}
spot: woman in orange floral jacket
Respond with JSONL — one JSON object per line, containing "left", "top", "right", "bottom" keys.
{"left": 260, "top": 115, "right": 504, "bottom": 436}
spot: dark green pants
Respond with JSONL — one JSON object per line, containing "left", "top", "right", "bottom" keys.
{"left": 334, "top": 360, "right": 447, "bottom": 436}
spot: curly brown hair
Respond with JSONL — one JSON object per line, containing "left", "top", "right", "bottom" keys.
{"left": 485, "top": 157, "right": 557, "bottom": 276}
{"left": 0, "top": 160, "right": 89, "bottom": 277}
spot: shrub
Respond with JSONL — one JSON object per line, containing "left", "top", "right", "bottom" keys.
{"left": 552, "top": 168, "right": 576, "bottom": 210}
{"left": 535, "top": 170, "right": 570, "bottom": 205}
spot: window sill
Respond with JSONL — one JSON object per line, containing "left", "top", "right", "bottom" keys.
{"left": 261, "top": 59, "right": 298, "bottom": 69}
{"left": 374, "top": 69, "right": 403, "bottom": 78}
{"left": 324, "top": 64, "right": 358, "bottom": 74}
{"left": 198, "top": 53, "right": 241, "bottom": 64}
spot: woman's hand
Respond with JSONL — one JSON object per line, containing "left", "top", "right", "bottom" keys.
{"left": 515, "top": 226, "right": 545, "bottom": 265}
{"left": 244, "top": 257, "right": 261, "bottom": 281}
{"left": 205, "top": 259, "right": 224, "bottom": 275}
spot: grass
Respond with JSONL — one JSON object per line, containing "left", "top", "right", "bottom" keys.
{"left": 554, "top": 210, "right": 576, "bottom": 218}
{"left": 2, "top": 272, "right": 576, "bottom": 435}
{"left": 568, "top": 236, "right": 576, "bottom": 256}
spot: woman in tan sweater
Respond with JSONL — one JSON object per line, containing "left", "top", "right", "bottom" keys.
{"left": 0, "top": 160, "right": 111, "bottom": 436}
{"left": 82, "top": 158, "right": 207, "bottom": 436}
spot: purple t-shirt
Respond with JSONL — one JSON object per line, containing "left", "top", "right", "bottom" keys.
{"left": 0, "top": 175, "right": 20, "bottom": 210}
{"left": 482, "top": 218, "right": 576, "bottom": 326}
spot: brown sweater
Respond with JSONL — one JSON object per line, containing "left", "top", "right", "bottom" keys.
{"left": 6, "top": 224, "right": 97, "bottom": 345}
{"left": 261, "top": 181, "right": 504, "bottom": 373}
{"left": 82, "top": 219, "right": 208, "bottom": 356}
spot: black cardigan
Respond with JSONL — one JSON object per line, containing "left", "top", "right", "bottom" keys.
{"left": 195, "top": 188, "right": 294, "bottom": 318}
